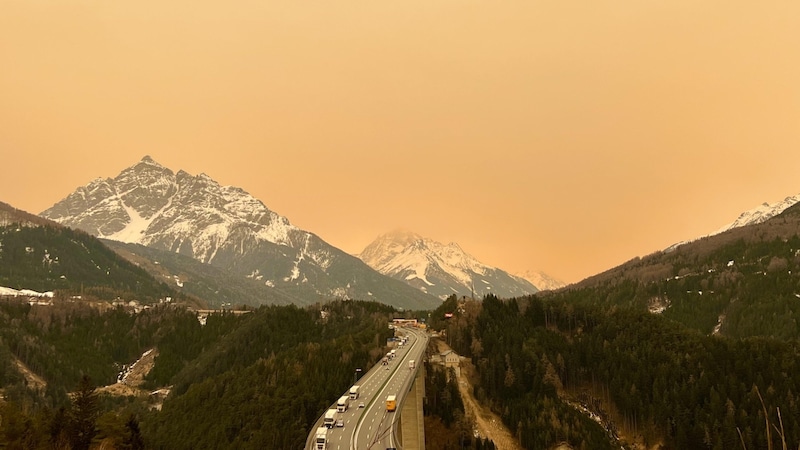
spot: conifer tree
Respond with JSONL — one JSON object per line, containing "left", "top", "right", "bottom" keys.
{"left": 68, "top": 375, "right": 99, "bottom": 450}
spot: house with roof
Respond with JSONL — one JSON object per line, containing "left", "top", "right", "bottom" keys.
{"left": 439, "top": 350, "right": 461, "bottom": 376}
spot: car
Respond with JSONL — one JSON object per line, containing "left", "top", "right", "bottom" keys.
{"left": 358, "top": 402, "right": 365, "bottom": 409}
{"left": 336, "top": 418, "right": 344, "bottom": 428}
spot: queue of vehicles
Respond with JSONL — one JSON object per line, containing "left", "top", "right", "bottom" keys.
{"left": 313, "top": 331, "right": 419, "bottom": 449}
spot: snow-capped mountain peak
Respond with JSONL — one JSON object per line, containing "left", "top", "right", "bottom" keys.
{"left": 40, "top": 157, "right": 440, "bottom": 310}
{"left": 359, "top": 230, "right": 538, "bottom": 299}
{"left": 42, "top": 156, "right": 299, "bottom": 262}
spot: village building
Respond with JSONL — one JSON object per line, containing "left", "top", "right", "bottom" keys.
{"left": 439, "top": 350, "right": 461, "bottom": 377}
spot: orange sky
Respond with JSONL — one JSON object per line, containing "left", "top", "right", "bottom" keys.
{"left": 2, "top": 1, "right": 799, "bottom": 284}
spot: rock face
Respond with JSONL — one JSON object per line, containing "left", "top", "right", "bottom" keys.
{"left": 41, "top": 156, "right": 439, "bottom": 310}
{"left": 359, "top": 230, "right": 539, "bottom": 299}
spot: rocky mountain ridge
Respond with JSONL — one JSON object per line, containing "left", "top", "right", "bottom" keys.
{"left": 40, "top": 156, "right": 439, "bottom": 310}
{"left": 713, "top": 194, "right": 800, "bottom": 234}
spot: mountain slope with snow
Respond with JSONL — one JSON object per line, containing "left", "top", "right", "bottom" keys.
{"left": 40, "top": 156, "right": 439, "bottom": 310}
{"left": 359, "top": 230, "right": 539, "bottom": 299}
{"left": 666, "top": 193, "right": 800, "bottom": 252}
{"left": 713, "top": 194, "right": 800, "bottom": 235}
{"left": 515, "top": 270, "right": 565, "bottom": 291}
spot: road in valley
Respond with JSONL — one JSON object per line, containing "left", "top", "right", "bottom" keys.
{"left": 306, "top": 327, "right": 428, "bottom": 450}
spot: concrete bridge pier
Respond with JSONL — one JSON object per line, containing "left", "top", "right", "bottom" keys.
{"left": 398, "top": 363, "right": 425, "bottom": 450}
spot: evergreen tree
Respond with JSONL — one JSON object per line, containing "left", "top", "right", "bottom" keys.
{"left": 67, "top": 375, "right": 99, "bottom": 450}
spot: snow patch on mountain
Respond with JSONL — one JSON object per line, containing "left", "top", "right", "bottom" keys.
{"left": 106, "top": 197, "right": 155, "bottom": 242}
{"left": 0, "top": 286, "right": 54, "bottom": 298}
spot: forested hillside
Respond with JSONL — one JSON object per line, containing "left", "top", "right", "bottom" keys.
{"left": 0, "top": 224, "right": 181, "bottom": 304}
{"left": 556, "top": 203, "right": 800, "bottom": 339}
{"left": 0, "top": 301, "right": 209, "bottom": 449}
{"left": 432, "top": 294, "right": 800, "bottom": 450}
{"left": 0, "top": 300, "right": 396, "bottom": 449}
{"left": 0, "top": 301, "right": 196, "bottom": 406}
{"left": 143, "top": 301, "right": 393, "bottom": 448}
{"left": 0, "top": 201, "right": 55, "bottom": 228}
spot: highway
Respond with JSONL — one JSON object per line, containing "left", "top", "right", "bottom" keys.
{"left": 306, "top": 326, "right": 429, "bottom": 450}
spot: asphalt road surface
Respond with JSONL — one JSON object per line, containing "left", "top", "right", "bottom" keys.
{"left": 307, "top": 327, "right": 429, "bottom": 450}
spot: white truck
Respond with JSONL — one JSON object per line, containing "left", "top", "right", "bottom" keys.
{"left": 337, "top": 395, "right": 350, "bottom": 413}
{"left": 323, "top": 409, "right": 337, "bottom": 428}
{"left": 408, "top": 359, "right": 416, "bottom": 370}
{"left": 315, "top": 426, "right": 328, "bottom": 450}
{"left": 349, "top": 385, "right": 360, "bottom": 400}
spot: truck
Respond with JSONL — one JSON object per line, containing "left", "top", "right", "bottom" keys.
{"left": 386, "top": 395, "right": 397, "bottom": 412}
{"left": 408, "top": 359, "right": 415, "bottom": 370}
{"left": 390, "top": 349, "right": 397, "bottom": 358}
{"left": 349, "top": 385, "right": 360, "bottom": 399}
{"left": 337, "top": 395, "right": 350, "bottom": 413}
{"left": 315, "top": 426, "right": 328, "bottom": 450}
{"left": 323, "top": 409, "right": 337, "bottom": 428}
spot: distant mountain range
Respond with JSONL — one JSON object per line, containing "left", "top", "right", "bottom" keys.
{"left": 358, "top": 230, "right": 540, "bottom": 299}
{"left": 40, "top": 156, "right": 439, "bottom": 310}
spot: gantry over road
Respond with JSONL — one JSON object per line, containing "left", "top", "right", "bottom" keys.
{"left": 307, "top": 326, "right": 428, "bottom": 450}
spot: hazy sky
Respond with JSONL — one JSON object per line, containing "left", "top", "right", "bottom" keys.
{"left": 2, "top": 1, "right": 799, "bottom": 283}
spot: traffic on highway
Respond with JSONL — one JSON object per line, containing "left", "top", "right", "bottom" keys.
{"left": 307, "top": 326, "right": 429, "bottom": 450}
